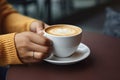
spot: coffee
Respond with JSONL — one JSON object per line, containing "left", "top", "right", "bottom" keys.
{"left": 45, "top": 25, "right": 82, "bottom": 36}
{"left": 44, "top": 24, "right": 82, "bottom": 57}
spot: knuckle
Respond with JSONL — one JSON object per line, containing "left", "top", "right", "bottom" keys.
{"left": 36, "top": 52, "right": 49, "bottom": 60}
{"left": 42, "top": 38, "right": 51, "bottom": 45}
{"left": 36, "top": 53, "right": 43, "bottom": 59}
{"left": 44, "top": 47, "right": 51, "bottom": 53}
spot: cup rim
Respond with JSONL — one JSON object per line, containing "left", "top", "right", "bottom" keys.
{"left": 44, "top": 24, "right": 82, "bottom": 37}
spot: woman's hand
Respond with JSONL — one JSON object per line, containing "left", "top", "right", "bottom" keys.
{"left": 29, "top": 21, "right": 49, "bottom": 34}
{"left": 15, "top": 21, "right": 52, "bottom": 64}
{"left": 15, "top": 32, "right": 52, "bottom": 63}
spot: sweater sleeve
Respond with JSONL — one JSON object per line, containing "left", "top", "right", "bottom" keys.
{"left": 0, "top": 0, "right": 36, "bottom": 33}
{"left": 0, "top": 33, "right": 22, "bottom": 66}
{"left": 0, "top": 0, "right": 38, "bottom": 66}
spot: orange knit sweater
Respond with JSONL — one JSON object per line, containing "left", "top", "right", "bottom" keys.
{"left": 0, "top": 0, "right": 36, "bottom": 66}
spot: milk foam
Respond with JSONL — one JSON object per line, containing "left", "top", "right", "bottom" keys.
{"left": 49, "top": 28, "right": 76, "bottom": 36}
{"left": 45, "top": 25, "right": 81, "bottom": 36}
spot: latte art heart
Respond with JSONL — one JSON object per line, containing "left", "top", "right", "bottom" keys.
{"left": 48, "top": 28, "right": 77, "bottom": 36}
{"left": 45, "top": 25, "right": 81, "bottom": 36}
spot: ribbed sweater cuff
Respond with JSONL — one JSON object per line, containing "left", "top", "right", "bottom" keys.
{"left": 0, "top": 33, "right": 22, "bottom": 66}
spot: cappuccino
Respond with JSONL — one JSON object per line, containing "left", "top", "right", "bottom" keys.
{"left": 44, "top": 24, "right": 82, "bottom": 57}
{"left": 45, "top": 25, "right": 82, "bottom": 36}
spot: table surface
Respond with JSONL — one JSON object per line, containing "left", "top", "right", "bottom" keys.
{"left": 6, "top": 31, "right": 120, "bottom": 80}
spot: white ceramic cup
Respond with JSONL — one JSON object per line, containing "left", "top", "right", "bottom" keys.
{"left": 44, "top": 24, "right": 82, "bottom": 57}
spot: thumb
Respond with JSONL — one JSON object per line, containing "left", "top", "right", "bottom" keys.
{"left": 30, "top": 21, "right": 44, "bottom": 33}
{"left": 37, "top": 30, "right": 44, "bottom": 35}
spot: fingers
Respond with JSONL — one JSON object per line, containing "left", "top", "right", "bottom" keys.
{"left": 21, "top": 51, "right": 50, "bottom": 63}
{"left": 30, "top": 21, "right": 50, "bottom": 34}
{"left": 33, "top": 52, "right": 49, "bottom": 60}
{"left": 15, "top": 32, "right": 52, "bottom": 64}
{"left": 28, "top": 32, "right": 52, "bottom": 46}
{"left": 30, "top": 21, "right": 44, "bottom": 33}
{"left": 36, "top": 22, "right": 44, "bottom": 34}
{"left": 37, "top": 23, "right": 50, "bottom": 34}
{"left": 28, "top": 42, "right": 52, "bottom": 53}
{"left": 44, "top": 23, "right": 50, "bottom": 28}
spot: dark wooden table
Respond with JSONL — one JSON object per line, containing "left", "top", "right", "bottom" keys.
{"left": 6, "top": 31, "right": 120, "bottom": 80}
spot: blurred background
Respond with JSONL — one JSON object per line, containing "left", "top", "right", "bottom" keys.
{"left": 7, "top": 0, "right": 120, "bottom": 37}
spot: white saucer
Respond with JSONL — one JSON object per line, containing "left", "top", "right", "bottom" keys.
{"left": 44, "top": 43, "right": 90, "bottom": 65}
